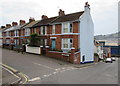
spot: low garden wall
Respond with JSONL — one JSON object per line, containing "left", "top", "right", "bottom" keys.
{"left": 26, "top": 45, "right": 41, "bottom": 54}
{"left": 46, "top": 47, "right": 80, "bottom": 64}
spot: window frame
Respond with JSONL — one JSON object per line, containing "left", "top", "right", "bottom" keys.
{"left": 52, "top": 25, "right": 56, "bottom": 34}
{"left": 62, "top": 22, "right": 73, "bottom": 34}
{"left": 62, "top": 38, "right": 73, "bottom": 49}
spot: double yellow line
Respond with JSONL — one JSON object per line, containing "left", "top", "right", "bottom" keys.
{"left": 1, "top": 63, "right": 28, "bottom": 84}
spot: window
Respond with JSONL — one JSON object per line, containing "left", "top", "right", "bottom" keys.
{"left": 44, "top": 39, "right": 47, "bottom": 46}
{"left": 52, "top": 25, "right": 55, "bottom": 34}
{"left": 6, "top": 32, "right": 10, "bottom": 37}
{"left": 34, "top": 28, "right": 37, "bottom": 33}
{"left": 25, "top": 28, "right": 30, "bottom": 36}
{"left": 62, "top": 22, "right": 73, "bottom": 33}
{"left": 14, "top": 30, "right": 19, "bottom": 37}
{"left": 40, "top": 39, "right": 47, "bottom": 46}
{"left": 63, "top": 22, "right": 68, "bottom": 33}
{"left": 41, "top": 26, "right": 47, "bottom": 35}
{"left": 14, "top": 39, "right": 19, "bottom": 45}
{"left": 6, "top": 39, "right": 10, "bottom": 44}
{"left": 70, "top": 23, "right": 73, "bottom": 33}
{"left": 62, "top": 38, "right": 73, "bottom": 49}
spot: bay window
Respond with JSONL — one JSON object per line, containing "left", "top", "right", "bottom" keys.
{"left": 62, "top": 38, "right": 73, "bottom": 49}
{"left": 62, "top": 22, "right": 73, "bottom": 33}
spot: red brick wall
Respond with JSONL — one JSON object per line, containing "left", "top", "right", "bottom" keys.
{"left": 55, "top": 24, "right": 61, "bottom": 34}
{"left": 73, "top": 22, "right": 79, "bottom": 33}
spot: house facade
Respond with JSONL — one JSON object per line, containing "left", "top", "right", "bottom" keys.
{"left": 32, "top": 2, "right": 94, "bottom": 63}
{"left": 1, "top": 2, "right": 94, "bottom": 64}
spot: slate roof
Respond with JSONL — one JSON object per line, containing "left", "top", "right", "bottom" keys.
{"left": 33, "top": 17, "right": 57, "bottom": 27}
{"left": 23, "top": 20, "right": 40, "bottom": 28}
{"left": 4, "top": 23, "right": 28, "bottom": 32}
{"left": 33, "top": 11, "right": 84, "bottom": 27}
{"left": 52, "top": 11, "right": 84, "bottom": 23}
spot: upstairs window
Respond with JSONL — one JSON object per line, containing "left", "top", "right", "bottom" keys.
{"left": 63, "top": 22, "right": 68, "bottom": 33}
{"left": 6, "top": 32, "right": 9, "bottom": 37}
{"left": 25, "top": 28, "right": 30, "bottom": 36}
{"left": 62, "top": 22, "right": 73, "bottom": 33}
{"left": 70, "top": 23, "right": 73, "bottom": 33}
{"left": 52, "top": 25, "right": 55, "bottom": 34}
{"left": 14, "top": 30, "right": 19, "bottom": 37}
{"left": 41, "top": 26, "right": 47, "bottom": 35}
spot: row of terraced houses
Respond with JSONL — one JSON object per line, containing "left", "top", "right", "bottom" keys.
{"left": 0, "top": 2, "right": 95, "bottom": 64}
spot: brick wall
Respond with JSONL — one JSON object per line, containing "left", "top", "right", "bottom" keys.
{"left": 46, "top": 47, "right": 80, "bottom": 64}
{"left": 73, "top": 22, "right": 79, "bottom": 33}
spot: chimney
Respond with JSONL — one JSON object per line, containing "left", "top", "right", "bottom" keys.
{"left": 59, "top": 9, "right": 65, "bottom": 16}
{"left": 1, "top": 26, "right": 5, "bottom": 29}
{"left": 20, "top": 20, "right": 26, "bottom": 25}
{"left": 6, "top": 24, "right": 11, "bottom": 28}
{"left": 12, "top": 22, "right": 18, "bottom": 26}
{"left": 41, "top": 15, "right": 48, "bottom": 20}
{"left": 85, "top": 2, "right": 90, "bottom": 10}
{"left": 29, "top": 17, "right": 35, "bottom": 23}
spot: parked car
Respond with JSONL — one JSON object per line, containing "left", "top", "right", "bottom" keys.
{"left": 105, "top": 58, "right": 113, "bottom": 63}
{"left": 112, "top": 57, "right": 116, "bottom": 61}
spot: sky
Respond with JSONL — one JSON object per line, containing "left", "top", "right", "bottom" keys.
{"left": 0, "top": 0, "right": 119, "bottom": 35}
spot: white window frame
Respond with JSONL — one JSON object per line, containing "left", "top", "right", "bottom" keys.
{"left": 14, "top": 30, "right": 19, "bottom": 37}
{"left": 14, "top": 39, "right": 19, "bottom": 45}
{"left": 62, "top": 38, "right": 73, "bottom": 50}
{"left": 40, "top": 26, "right": 47, "bottom": 35}
{"left": 34, "top": 28, "right": 37, "bottom": 33}
{"left": 25, "top": 28, "right": 30, "bottom": 36}
{"left": 52, "top": 25, "right": 55, "bottom": 34}
{"left": 62, "top": 22, "right": 73, "bottom": 34}
{"left": 6, "top": 31, "right": 10, "bottom": 37}
{"left": 6, "top": 39, "right": 10, "bottom": 44}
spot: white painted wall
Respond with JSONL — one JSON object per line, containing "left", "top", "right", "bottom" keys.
{"left": 94, "top": 45, "right": 103, "bottom": 59}
{"left": 26, "top": 45, "right": 41, "bottom": 54}
{"left": 79, "top": 6, "right": 94, "bottom": 63}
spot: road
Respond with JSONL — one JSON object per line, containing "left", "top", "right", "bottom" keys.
{"left": 2, "top": 48, "right": 118, "bottom": 84}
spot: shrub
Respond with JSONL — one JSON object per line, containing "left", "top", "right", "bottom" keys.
{"left": 29, "top": 33, "right": 39, "bottom": 47}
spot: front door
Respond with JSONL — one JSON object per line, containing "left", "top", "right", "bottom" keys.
{"left": 52, "top": 39, "right": 56, "bottom": 50}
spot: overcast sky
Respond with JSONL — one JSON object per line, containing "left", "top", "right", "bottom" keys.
{"left": 0, "top": 0, "right": 119, "bottom": 35}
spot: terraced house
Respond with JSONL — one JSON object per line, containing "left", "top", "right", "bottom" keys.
{"left": 2, "top": 2, "right": 94, "bottom": 64}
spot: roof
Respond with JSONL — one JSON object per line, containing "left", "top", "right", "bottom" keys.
{"left": 23, "top": 20, "right": 40, "bottom": 28}
{"left": 4, "top": 23, "right": 28, "bottom": 32}
{"left": 52, "top": 11, "right": 84, "bottom": 23}
{"left": 33, "top": 17, "right": 57, "bottom": 27}
{"left": 33, "top": 11, "right": 84, "bottom": 27}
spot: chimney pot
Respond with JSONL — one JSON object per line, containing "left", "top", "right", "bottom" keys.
{"left": 6, "top": 24, "right": 11, "bottom": 28}
{"left": 12, "top": 22, "right": 18, "bottom": 26}
{"left": 41, "top": 15, "right": 48, "bottom": 20}
{"left": 59, "top": 9, "right": 65, "bottom": 16}
{"left": 20, "top": 20, "right": 26, "bottom": 25}
{"left": 1, "top": 26, "right": 5, "bottom": 29}
{"left": 29, "top": 17, "right": 35, "bottom": 23}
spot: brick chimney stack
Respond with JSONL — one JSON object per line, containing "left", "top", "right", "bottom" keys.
{"left": 41, "top": 15, "right": 48, "bottom": 20}
{"left": 12, "top": 22, "right": 18, "bottom": 26}
{"left": 20, "top": 20, "right": 26, "bottom": 25}
{"left": 6, "top": 24, "right": 11, "bottom": 28}
{"left": 59, "top": 9, "right": 65, "bottom": 16}
{"left": 1, "top": 26, "right": 5, "bottom": 29}
{"left": 29, "top": 17, "right": 35, "bottom": 23}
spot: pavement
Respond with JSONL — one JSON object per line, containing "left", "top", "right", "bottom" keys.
{"left": 2, "top": 67, "right": 19, "bottom": 84}
{"left": 1, "top": 48, "right": 119, "bottom": 84}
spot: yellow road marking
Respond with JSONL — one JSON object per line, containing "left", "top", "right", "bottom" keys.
{"left": 1, "top": 63, "right": 28, "bottom": 84}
